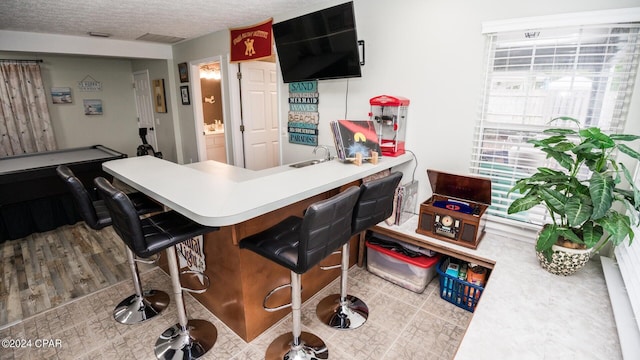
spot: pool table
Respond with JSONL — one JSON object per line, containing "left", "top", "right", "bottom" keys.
{"left": 0, "top": 145, "right": 127, "bottom": 241}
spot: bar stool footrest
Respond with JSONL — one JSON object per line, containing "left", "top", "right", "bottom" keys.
{"left": 319, "top": 250, "right": 342, "bottom": 270}
{"left": 134, "top": 253, "right": 160, "bottom": 265}
{"left": 179, "top": 270, "right": 211, "bottom": 294}
{"left": 263, "top": 283, "right": 298, "bottom": 312}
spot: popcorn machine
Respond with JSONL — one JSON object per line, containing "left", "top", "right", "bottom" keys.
{"left": 369, "top": 95, "right": 409, "bottom": 157}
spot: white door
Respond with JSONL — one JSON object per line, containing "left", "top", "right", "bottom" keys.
{"left": 133, "top": 70, "right": 158, "bottom": 151}
{"left": 240, "top": 61, "right": 279, "bottom": 170}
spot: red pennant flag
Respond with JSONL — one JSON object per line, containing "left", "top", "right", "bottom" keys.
{"left": 229, "top": 18, "right": 273, "bottom": 63}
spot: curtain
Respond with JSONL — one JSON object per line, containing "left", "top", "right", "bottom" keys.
{"left": 0, "top": 61, "right": 57, "bottom": 156}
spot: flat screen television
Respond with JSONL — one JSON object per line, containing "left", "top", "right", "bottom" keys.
{"left": 273, "top": 2, "right": 362, "bottom": 83}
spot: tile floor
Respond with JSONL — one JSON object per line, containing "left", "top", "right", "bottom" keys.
{"left": 0, "top": 262, "right": 472, "bottom": 360}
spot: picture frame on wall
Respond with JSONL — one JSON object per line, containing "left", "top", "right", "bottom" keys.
{"left": 51, "top": 87, "right": 72, "bottom": 104}
{"left": 83, "top": 99, "right": 103, "bottom": 115}
{"left": 178, "top": 62, "right": 189, "bottom": 83}
{"left": 180, "top": 86, "right": 190, "bottom": 105}
{"left": 153, "top": 79, "right": 167, "bottom": 113}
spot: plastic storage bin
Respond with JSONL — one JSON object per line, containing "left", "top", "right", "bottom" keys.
{"left": 366, "top": 240, "right": 439, "bottom": 293}
{"left": 436, "top": 258, "right": 485, "bottom": 312}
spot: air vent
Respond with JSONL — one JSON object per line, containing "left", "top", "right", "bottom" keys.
{"left": 88, "top": 31, "right": 111, "bottom": 38}
{"left": 136, "top": 33, "right": 185, "bottom": 44}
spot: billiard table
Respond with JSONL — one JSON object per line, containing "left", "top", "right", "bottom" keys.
{"left": 0, "top": 145, "right": 127, "bottom": 241}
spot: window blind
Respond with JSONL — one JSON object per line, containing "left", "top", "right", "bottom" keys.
{"left": 471, "top": 23, "right": 640, "bottom": 227}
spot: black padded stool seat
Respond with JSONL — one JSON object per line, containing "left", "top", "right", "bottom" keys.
{"left": 56, "top": 165, "right": 162, "bottom": 230}
{"left": 352, "top": 172, "right": 403, "bottom": 233}
{"left": 56, "top": 165, "right": 169, "bottom": 325}
{"left": 95, "top": 177, "right": 219, "bottom": 360}
{"left": 240, "top": 186, "right": 360, "bottom": 360}
{"left": 317, "top": 172, "right": 403, "bottom": 330}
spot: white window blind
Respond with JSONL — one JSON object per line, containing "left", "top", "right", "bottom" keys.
{"left": 471, "top": 23, "right": 640, "bottom": 227}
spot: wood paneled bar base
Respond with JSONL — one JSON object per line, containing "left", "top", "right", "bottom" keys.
{"left": 167, "top": 188, "right": 359, "bottom": 342}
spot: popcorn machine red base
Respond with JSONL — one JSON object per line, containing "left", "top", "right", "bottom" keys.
{"left": 369, "top": 95, "right": 409, "bottom": 157}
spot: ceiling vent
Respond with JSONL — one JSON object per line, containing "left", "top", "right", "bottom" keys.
{"left": 88, "top": 31, "right": 111, "bottom": 38}
{"left": 136, "top": 33, "right": 185, "bottom": 44}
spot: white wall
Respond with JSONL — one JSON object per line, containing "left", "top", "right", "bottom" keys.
{"left": 276, "top": 0, "right": 640, "bottom": 203}
{"left": 171, "top": 31, "right": 231, "bottom": 164}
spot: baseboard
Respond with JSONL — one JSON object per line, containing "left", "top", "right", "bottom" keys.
{"left": 601, "top": 256, "right": 640, "bottom": 360}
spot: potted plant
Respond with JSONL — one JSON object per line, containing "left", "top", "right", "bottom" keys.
{"left": 507, "top": 117, "right": 640, "bottom": 275}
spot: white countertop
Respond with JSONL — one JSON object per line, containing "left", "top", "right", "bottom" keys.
{"left": 204, "top": 130, "right": 224, "bottom": 135}
{"left": 102, "top": 154, "right": 413, "bottom": 226}
{"left": 376, "top": 217, "right": 621, "bottom": 359}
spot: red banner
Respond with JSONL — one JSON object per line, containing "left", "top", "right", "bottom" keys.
{"left": 229, "top": 18, "right": 273, "bottom": 63}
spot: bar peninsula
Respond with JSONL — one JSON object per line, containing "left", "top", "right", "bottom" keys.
{"left": 102, "top": 154, "right": 412, "bottom": 341}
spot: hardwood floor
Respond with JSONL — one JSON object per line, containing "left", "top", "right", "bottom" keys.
{"left": 0, "top": 222, "right": 145, "bottom": 327}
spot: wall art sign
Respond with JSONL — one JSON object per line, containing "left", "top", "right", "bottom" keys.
{"left": 176, "top": 235, "right": 206, "bottom": 285}
{"left": 287, "top": 81, "right": 319, "bottom": 146}
{"left": 83, "top": 99, "right": 103, "bottom": 115}
{"left": 51, "top": 87, "right": 72, "bottom": 104}
{"left": 153, "top": 79, "right": 167, "bottom": 113}
{"left": 229, "top": 18, "right": 273, "bottom": 63}
{"left": 180, "top": 85, "right": 191, "bottom": 105}
{"left": 78, "top": 75, "right": 102, "bottom": 91}
{"left": 178, "top": 62, "right": 189, "bottom": 83}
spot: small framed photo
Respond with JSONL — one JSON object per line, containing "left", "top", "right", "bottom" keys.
{"left": 153, "top": 79, "right": 167, "bottom": 113}
{"left": 180, "top": 86, "right": 190, "bottom": 105}
{"left": 51, "top": 87, "right": 72, "bottom": 104}
{"left": 178, "top": 62, "right": 189, "bottom": 83}
{"left": 83, "top": 99, "right": 103, "bottom": 115}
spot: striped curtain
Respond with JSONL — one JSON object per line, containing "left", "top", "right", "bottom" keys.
{"left": 0, "top": 61, "right": 57, "bottom": 156}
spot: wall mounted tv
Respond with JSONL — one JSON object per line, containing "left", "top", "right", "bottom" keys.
{"left": 273, "top": 1, "right": 362, "bottom": 83}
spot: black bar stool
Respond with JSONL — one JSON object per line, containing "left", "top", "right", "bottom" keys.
{"left": 240, "top": 186, "right": 361, "bottom": 360}
{"left": 316, "top": 172, "right": 403, "bottom": 330}
{"left": 94, "top": 177, "right": 219, "bottom": 360}
{"left": 56, "top": 165, "right": 169, "bottom": 325}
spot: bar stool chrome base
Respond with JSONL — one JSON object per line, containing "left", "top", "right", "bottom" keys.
{"left": 316, "top": 294, "right": 368, "bottom": 330}
{"left": 113, "top": 290, "right": 170, "bottom": 325}
{"left": 265, "top": 331, "right": 328, "bottom": 360}
{"left": 154, "top": 319, "right": 218, "bottom": 360}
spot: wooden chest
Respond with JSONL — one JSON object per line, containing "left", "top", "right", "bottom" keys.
{"left": 416, "top": 170, "right": 491, "bottom": 249}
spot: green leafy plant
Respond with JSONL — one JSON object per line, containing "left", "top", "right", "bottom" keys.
{"left": 508, "top": 117, "right": 640, "bottom": 260}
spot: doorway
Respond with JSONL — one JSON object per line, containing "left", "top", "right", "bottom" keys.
{"left": 192, "top": 57, "right": 280, "bottom": 169}
{"left": 228, "top": 60, "right": 280, "bottom": 170}
{"left": 192, "top": 57, "right": 227, "bottom": 163}
{"left": 132, "top": 70, "right": 159, "bottom": 152}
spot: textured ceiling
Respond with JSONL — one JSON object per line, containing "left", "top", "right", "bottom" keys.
{"left": 0, "top": 0, "right": 329, "bottom": 43}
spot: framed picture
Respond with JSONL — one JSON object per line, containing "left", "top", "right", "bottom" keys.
{"left": 153, "top": 79, "right": 167, "bottom": 113}
{"left": 178, "top": 62, "right": 189, "bottom": 83}
{"left": 83, "top": 99, "right": 103, "bottom": 115}
{"left": 51, "top": 87, "right": 72, "bottom": 104}
{"left": 180, "top": 86, "right": 190, "bottom": 105}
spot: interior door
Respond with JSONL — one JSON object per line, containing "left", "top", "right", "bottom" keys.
{"left": 240, "top": 61, "right": 279, "bottom": 170}
{"left": 133, "top": 70, "right": 158, "bottom": 151}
